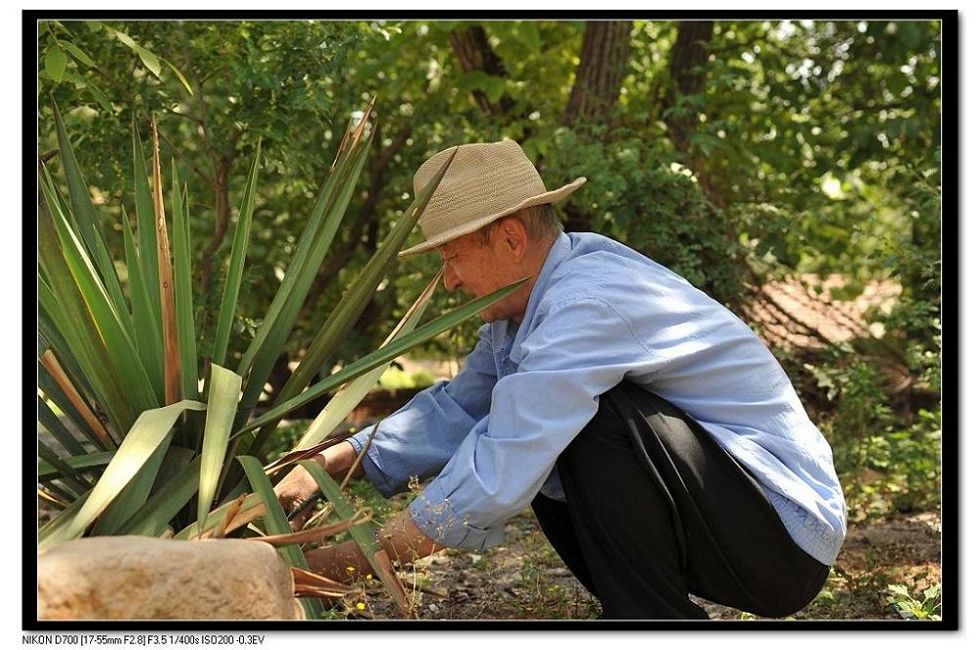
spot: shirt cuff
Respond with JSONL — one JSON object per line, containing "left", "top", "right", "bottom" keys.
{"left": 345, "top": 435, "right": 405, "bottom": 498}
{"left": 407, "top": 478, "right": 506, "bottom": 552}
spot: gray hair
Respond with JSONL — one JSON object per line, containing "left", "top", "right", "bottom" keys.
{"left": 477, "top": 203, "right": 563, "bottom": 247}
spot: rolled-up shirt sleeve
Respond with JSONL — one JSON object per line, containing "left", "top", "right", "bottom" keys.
{"left": 347, "top": 324, "right": 498, "bottom": 497}
{"left": 408, "top": 297, "right": 658, "bottom": 550}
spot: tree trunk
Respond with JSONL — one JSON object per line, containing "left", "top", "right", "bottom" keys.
{"left": 662, "top": 21, "right": 714, "bottom": 154}
{"left": 564, "top": 21, "right": 634, "bottom": 126}
{"left": 449, "top": 25, "right": 515, "bottom": 116}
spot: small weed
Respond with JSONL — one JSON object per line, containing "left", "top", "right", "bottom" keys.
{"left": 886, "top": 582, "right": 941, "bottom": 621}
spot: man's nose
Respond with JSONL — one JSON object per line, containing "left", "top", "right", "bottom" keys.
{"left": 443, "top": 263, "right": 462, "bottom": 292}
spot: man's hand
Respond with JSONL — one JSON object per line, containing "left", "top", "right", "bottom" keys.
{"left": 273, "top": 440, "right": 365, "bottom": 530}
{"left": 274, "top": 465, "right": 321, "bottom": 529}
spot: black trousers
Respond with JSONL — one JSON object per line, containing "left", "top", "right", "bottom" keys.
{"left": 531, "top": 380, "right": 830, "bottom": 620}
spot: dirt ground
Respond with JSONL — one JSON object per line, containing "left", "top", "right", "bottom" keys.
{"left": 35, "top": 496, "right": 941, "bottom": 622}
{"left": 354, "top": 508, "right": 942, "bottom": 621}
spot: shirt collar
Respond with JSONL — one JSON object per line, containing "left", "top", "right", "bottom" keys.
{"left": 508, "top": 232, "right": 572, "bottom": 360}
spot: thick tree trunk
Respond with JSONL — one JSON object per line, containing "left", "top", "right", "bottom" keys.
{"left": 659, "top": 21, "right": 728, "bottom": 207}
{"left": 564, "top": 21, "right": 634, "bottom": 126}
{"left": 662, "top": 21, "right": 714, "bottom": 154}
{"left": 560, "top": 21, "right": 634, "bottom": 232}
{"left": 449, "top": 25, "right": 515, "bottom": 116}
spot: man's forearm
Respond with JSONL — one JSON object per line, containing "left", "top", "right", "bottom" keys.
{"left": 305, "top": 509, "right": 445, "bottom": 582}
{"left": 316, "top": 440, "right": 365, "bottom": 480}
{"left": 378, "top": 509, "right": 445, "bottom": 564}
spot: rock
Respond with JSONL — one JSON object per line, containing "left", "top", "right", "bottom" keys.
{"left": 38, "top": 536, "right": 304, "bottom": 620}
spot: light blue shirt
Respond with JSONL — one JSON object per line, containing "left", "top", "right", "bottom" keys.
{"left": 348, "top": 232, "right": 847, "bottom": 566}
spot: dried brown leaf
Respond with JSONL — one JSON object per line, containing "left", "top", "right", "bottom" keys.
{"left": 213, "top": 494, "right": 248, "bottom": 539}
{"left": 263, "top": 436, "right": 345, "bottom": 475}
{"left": 151, "top": 114, "right": 181, "bottom": 405}
{"left": 40, "top": 350, "right": 114, "bottom": 449}
{"left": 247, "top": 510, "right": 371, "bottom": 547}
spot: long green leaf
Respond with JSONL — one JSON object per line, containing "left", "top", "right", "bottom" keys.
{"left": 294, "top": 272, "right": 441, "bottom": 451}
{"left": 234, "top": 141, "right": 355, "bottom": 375}
{"left": 197, "top": 365, "right": 243, "bottom": 534}
{"left": 37, "top": 396, "right": 87, "bottom": 457}
{"left": 220, "top": 134, "right": 370, "bottom": 494}
{"left": 39, "top": 173, "right": 133, "bottom": 434}
{"left": 300, "top": 460, "right": 410, "bottom": 615}
{"left": 172, "top": 166, "right": 198, "bottom": 399}
{"left": 233, "top": 100, "right": 374, "bottom": 384}
{"left": 37, "top": 441, "right": 92, "bottom": 495}
{"left": 43, "top": 167, "right": 158, "bottom": 419}
{"left": 51, "top": 102, "right": 134, "bottom": 340}
{"left": 38, "top": 451, "right": 113, "bottom": 481}
{"left": 242, "top": 152, "right": 451, "bottom": 455}
{"left": 39, "top": 400, "right": 206, "bottom": 551}
{"left": 239, "top": 276, "right": 528, "bottom": 434}
{"left": 91, "top": 436, "right": 172, "bottom": 536}
{"left": 213, "top": 142, "right": 261, "bottom": 367}
{"left": 218, "top": 135, "right": 376, "bottom": 497}
{"left": 164, "top": 58, "right": 194, "bottom": 96}
{"left": 122, "top": 204, "right": 165, "bottom": 403}
{"left": 132, "top": 122, "right": 162, "bottom": 335}
{"left": 238, "top": 455, "right": 323, "bottom": 620}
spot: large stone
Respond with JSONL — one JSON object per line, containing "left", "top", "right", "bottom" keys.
{"left": 38, "top": 536, "right": 305, "bottom": 620}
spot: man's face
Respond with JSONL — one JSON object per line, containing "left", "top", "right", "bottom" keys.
{"left": 437, "top": 225, "right": 524, "bottom": 323}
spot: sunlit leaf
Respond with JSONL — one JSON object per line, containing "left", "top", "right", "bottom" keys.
{"left": 45, "top": 46, "right": 68, "bottom": 82}
{"left": 197, "top": 365, "right": 243, "bottom": 534}
{"left": 39, "top": 400, "right": 206, "bottom": 551}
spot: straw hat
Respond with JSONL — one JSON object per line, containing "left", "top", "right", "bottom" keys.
{"left": 399, "top": 140, "right": 586, "bottom": 256}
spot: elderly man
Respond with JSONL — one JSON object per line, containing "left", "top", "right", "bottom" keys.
{"left": 277, "top": 140, "right": 846, "bottom": 619}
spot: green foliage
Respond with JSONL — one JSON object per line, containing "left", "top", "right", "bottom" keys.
{"left": 549, "top": 127, "right": 749, "bottom": 306}
{"left": 378, "top": 367, "right": 435, "bottom": 390}
{"left": 886, "top": 582, "right": 941, "bottom": 621}
{"left": 806, "top": 346, "right": 940, "bottom": 522}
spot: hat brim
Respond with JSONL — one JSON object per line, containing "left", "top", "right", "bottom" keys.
{"left": 398, "top": 177, "right": 587, "bottom": 257}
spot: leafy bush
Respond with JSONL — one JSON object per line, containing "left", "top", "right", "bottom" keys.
{"left": 806, "top": 337, "right": 940, "bottom": 522}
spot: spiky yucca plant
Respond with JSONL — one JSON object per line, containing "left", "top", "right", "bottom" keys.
{"left": 36, "top": 101, "right": 524, "bottom": 618}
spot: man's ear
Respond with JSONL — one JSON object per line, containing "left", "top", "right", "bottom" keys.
{"left": 497, "top": 216, "right": 529, "bottom": 261}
